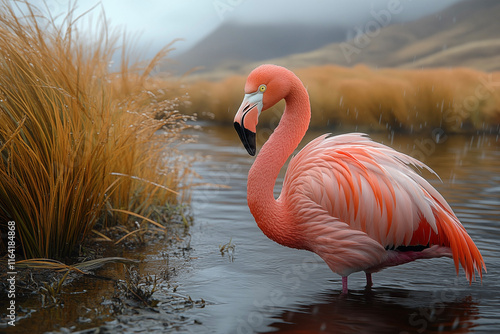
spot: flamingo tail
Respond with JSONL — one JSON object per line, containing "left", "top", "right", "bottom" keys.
{"left": 411, "top": 207, "right": 487, "bottom": 283}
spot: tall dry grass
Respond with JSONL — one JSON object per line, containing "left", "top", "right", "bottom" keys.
{"left": 0, "top": 1, "right": 190, "bottom": 259}
{"left": 181, "top": 65, "right": 500, "bottom": 133}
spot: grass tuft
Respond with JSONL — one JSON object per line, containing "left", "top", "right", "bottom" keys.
{"left": 0, "top": 1, "right": 191, "bottom": 259}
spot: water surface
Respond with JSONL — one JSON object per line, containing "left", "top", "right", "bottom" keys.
{"left": 177, "top": 122, "right": 500, "bottom": 334}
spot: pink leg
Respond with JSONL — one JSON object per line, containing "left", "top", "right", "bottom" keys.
{"left": 341, "top": 276, "right": 348, "bottom": 294}
{"left": 365, "top": 273, "right": 373, "bottom": 287}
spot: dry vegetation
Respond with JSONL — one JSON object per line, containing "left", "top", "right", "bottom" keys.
{"left": 0, "top": 1, "right": 190, "bottom": 259}
{"left": 181, "top": 65, "right": 500, "bottom": 133}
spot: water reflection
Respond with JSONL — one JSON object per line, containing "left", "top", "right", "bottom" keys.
{"left": 269, "top": 289, "right": 479, "bottom": 334}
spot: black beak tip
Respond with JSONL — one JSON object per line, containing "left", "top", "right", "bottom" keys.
{"left": 234, "top": 122, "right": 256, "bottom": 156}
{"left": 248, "top": 146, "right": 256, "bottom": 156}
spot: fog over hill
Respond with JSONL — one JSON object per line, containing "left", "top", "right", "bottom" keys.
{"left": 171, "top": 23, "right": 349, "bottom": 74}
{"left": 170, "top": 0, "right": 500, "bottom": 78}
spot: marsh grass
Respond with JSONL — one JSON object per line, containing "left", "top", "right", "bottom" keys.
{"left": 0, "top": 1, "right": 191, "bottom": 259}
{"left": 219, "top": 238, "right": 235, "bottom": 262}
{"left": 16, "top": 257, "right": 139, "bottom": 272}
{"left": 182, "top": 65, "right": 500, "bottom": 133}
{"left": 118, "top": 266, "right": 160, "bottom": 307}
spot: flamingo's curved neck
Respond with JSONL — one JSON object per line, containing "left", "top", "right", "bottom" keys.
{"left": 247, "top": 80, "right": 310, "bottom": 247}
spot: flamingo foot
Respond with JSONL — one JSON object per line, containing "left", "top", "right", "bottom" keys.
{"left": 341, "top": 276, "right": 348, "bottom": 294}
{"left": 365, "top": 272, "right": 373, "bottom": 288}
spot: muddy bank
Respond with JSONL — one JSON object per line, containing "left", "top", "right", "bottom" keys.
{"left": 0, "top": 215, "right": 206, "bottom": 333}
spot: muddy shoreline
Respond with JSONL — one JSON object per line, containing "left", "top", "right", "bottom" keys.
{"left": 0, "top": 212, "right": 206, "bottom": 333}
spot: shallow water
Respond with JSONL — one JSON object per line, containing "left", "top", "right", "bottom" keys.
{"left": 176, "top": 122, "right": 500, "bottom": 334}
{"left": 2, "top": 122, "right": 499, "bottom": 333}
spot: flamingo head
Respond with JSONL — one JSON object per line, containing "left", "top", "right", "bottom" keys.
{"left": 234, "top": 64, "right": 291, "bottom": 156}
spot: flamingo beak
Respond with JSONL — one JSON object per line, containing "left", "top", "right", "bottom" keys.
{"left": 234, "top": 93, "right": 263, "bottom": 156}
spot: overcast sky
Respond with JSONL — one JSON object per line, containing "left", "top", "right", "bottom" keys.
{"left": 37, "top": 0, "right": 461, "bottom": 55}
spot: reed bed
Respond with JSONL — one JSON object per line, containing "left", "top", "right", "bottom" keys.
{"left": 182, "top": 65, "right": 500, "bottom": 133}
{"left": 0, "top": 1, "right": 190, "bottom": 259}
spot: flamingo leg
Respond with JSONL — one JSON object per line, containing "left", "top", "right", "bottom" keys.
{"left": 341, "top": 276, "right": 348, "bottom": 294}
{"left": 365, "top": 273, "right": 373, "bottom": 287}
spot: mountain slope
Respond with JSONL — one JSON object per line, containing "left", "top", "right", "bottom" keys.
{"left": 172, "top": 23, "right": 348, "bottom": 75}
{"left": 248, "top": 0, "right": 500, "bottom": 72}
{"left": 174, "top": 0, "right": 500, "bottom": 78}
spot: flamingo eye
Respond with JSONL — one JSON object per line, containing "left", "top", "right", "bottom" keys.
{"left": 258, "top": 84, "right": 267, "bottom": 93}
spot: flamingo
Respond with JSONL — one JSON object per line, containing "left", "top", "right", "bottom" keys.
{"left": 233, "top": 64, "right": 486, "bottom": 294}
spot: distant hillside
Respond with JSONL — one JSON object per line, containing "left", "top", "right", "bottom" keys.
{"left": 174, "top": 0, "right": 500, "bottom": 79}
{"left": 307, "top": 0, "right": 500, "bottom": 71}
{"left": 171, "top": 23, "right": 349, "bottom": 75}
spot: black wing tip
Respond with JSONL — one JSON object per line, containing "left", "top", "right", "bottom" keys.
{"left": 386, "top": 244, "right": 430, "bottom": 252}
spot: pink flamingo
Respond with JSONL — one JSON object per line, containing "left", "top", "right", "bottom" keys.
{"left": 233, "top": 64, "right": 486, "bottom": 293}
